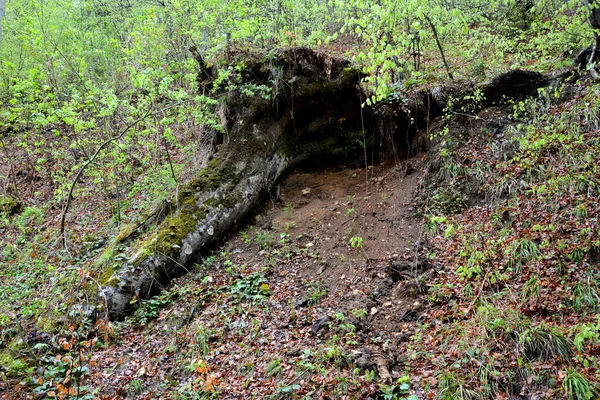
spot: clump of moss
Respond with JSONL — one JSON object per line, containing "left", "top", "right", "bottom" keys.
{"left": 115, "top": 223, "right": 139, "bottom": 243}
{"left": 0, "top": 340, "right": 30, "bottom": 377}
{"left": 190, "top": 158, "right": 229, "bottom": 190}
{"left": 0, "top": 196, "right": 21, "bottom": 217}
{"left": 99, "top": 263, "right": 120, "bottom": 286}
{"left": 151, "top": 212, "right": 200, "bottom": 255}
{"left": 220, "top": 190, "right": 242, "bottom": 209}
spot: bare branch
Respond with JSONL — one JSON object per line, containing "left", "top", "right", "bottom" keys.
{"left": 60, "top": 108, "right": 153, "bottom": 249}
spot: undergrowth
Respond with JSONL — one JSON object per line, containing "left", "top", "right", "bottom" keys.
{"left": 420, "top": 81, "right": 600, "bottom": 398}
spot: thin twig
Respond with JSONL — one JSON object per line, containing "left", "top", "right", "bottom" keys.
{"left": 60, "top": 109, "right": 152, "bottom": 249}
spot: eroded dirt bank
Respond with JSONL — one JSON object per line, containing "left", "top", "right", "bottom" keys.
{"left": 87, "top": 159, "right": 435, "bottom": 398}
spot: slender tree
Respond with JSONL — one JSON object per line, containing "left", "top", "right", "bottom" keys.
{"left": 0, "top": 0, "right": 4, "bottom": 45}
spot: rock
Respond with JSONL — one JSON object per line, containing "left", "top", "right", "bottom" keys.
{"left": 354, "top": 348, "right": 375, "bottom": 370}
{"left": 293, "top": 298, "right": 309, "bottom": 308}
{"left": 311, "top": 316, "right": 330, "bottom": 335}
{"left": 387, "top": 259, "right": 430, "bottom": 281}
{"left": 285, "top": 349, "right": 302, "bottom": 357}
{"left": 397, "top": 309, "right": 419, "bottom": 322}
{"left": 375, "top": 356, "right": 392, "bottom": 381}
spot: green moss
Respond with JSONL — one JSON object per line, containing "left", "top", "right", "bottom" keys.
{"left": 93, "top": 243, "right": 123, "bottom": 286}
{"left": 0, "top": 340, "right": 30, "bottom": 376}
{"left": 0, "top": 196, "right": 21, "bottom": 217}
{"left": 190, "top": 157, "right": 230, "bottom": 190}
{"left": 220, "top": 190, "right": 242, "bottom": 208}
{"left": 95, "top": 244, "right": 116, "bottom": 269}
{"left": 115, "top": 223, "right": 138, "bottom": 243}
{"left": 99, "top": 263, "right": 120, "bottom": 286}
{"left": 35, "top": 314, "right": 58, "bottom": 333}
{"left": 132, "top": 205, "right": 204, "bottom": 266}
{"left": 154, "top": 213, "right": 199, "bottom": 253}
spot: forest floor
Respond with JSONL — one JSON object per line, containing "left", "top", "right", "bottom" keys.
{"left": 84, "top": 159, "right": 433, "bottom": 399}
{"left": 82, "top": 76, "right": 600, "bottom": 399}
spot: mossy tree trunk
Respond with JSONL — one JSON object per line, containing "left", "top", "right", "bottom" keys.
{"left": 97, "top": 48, "right": 371, "bottom": 319}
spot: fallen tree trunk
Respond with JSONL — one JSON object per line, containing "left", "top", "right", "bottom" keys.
{"left": 96, "top": 48, "right": 371, "bottom": 319}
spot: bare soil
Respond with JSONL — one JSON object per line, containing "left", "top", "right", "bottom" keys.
{"left": 87, "top": 158, "right": 434, "bottom": 399}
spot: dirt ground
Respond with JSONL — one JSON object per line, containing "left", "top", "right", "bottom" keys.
{"left": 87, "top": 157, "right": 434, "bottom": 399}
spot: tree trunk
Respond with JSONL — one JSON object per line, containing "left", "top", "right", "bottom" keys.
{"left": 586, "top": 0, "right": 600, "bottom": 80}
{"left": 0, "top": 0, "right": 5, "bottom": 46}
{"left": 96, "top": 48, "right": 371, "bottom": 319}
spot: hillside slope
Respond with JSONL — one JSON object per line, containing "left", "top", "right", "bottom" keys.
{"left": 3, "top": 72, "right": 599, "bottom": 399}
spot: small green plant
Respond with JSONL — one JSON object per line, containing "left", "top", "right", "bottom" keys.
{"left": 306, "top": 281, "right": 328, "bottom": 305}
{"left": 266, "top": 358, "right": 283, "bottom": 377}
{"left": 284, "top": 221, "right": 297, "bottom": 231}
{"left": 518, "top": 325, "right": 573, "bottom": 361}
{"left": 283, "top": 203, "right": 293, "bottom": 218}
{"left": 230, "top": 271, "right": 272, "bottom": 304}
{"left": 562, "top": 368, "right": 598, "bottom": 400}
{"left": 14, "top": 206, "right": 44, "bottom": 231}
{"left": 335, "top": 376, "right": 350, "bottom": 395}
{"left": 572, "top": 281, "right": 600, "bottom": 311}
{"left": 195, "top": 327, "right": 212, "bottom": 357}
{"left": 279, "top": 232, "right": 291, "bottom": 243}
{"left": 255, "top": 231, "right": 274, "bottom": 249}
{"left": 438, "top": 371, "right": 481, "bottom": 400}
{"left": 424, "top": 216, "right": 447, "bottom": 235}
{"left": 270, "top": 383, "right": 300, "bottom": 398}
{"left": 363, "top": 369, "right": 376, "bottom": 381}
{"left": 127, "top": 379, "right": 144, "bottom": 395}
{"left": 506, "top": 238, "right": 539, "bottom": 269}
{"left": 201, "top": 255, "right": 217, "bottom": 269}
{"left": 321, "top": 337, "right": 347, "bottom": 367}
{"left": 377, "top": 375, "right": 418, "bottom": 399}
{"left": 350, "top": 308, "right": 368, "bottom": 319}
{"left": 349, "top": 236, "right": 364, "bottom": 248}
{"left": 572, "top": 318, "right": 600, "bottom": 351}
{"left": 456, "top": 248, "right": 487, "bottom": 280}
{"left": 132, "top": 288, "right": 175, "bottom": 325}
{"left": 239, "top": 230, "right": 252, "bottom": 244}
